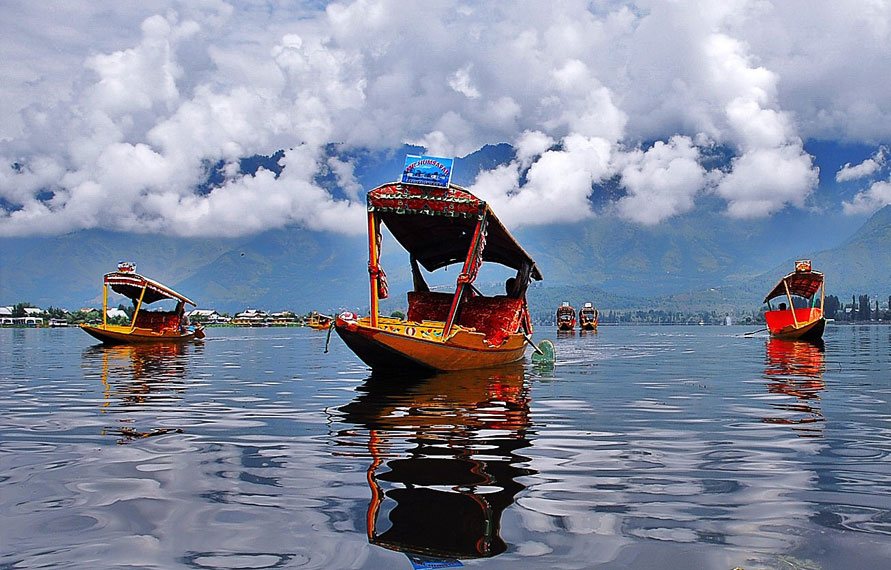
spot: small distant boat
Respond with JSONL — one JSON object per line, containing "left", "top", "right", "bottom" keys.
{"left": 80, "top": 262, "right": 205, "bottom": 344}
{"left": 578, "top": 302, "right": 598, "bottom": 331}
{"left": 307, "top": 311, "right": 333, "bottom": 330}
{"left": 763, "top": 259, "right": 825, "bottom": 341}
{"left": 556, "top": 302, "right": 575, "bottom": 331}
{"left": 335, "top": 158, "right": 543, "bottom": 373}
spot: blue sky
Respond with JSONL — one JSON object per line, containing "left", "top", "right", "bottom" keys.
{"left": 1, "top": 1, "right": 889, "bottom": 239}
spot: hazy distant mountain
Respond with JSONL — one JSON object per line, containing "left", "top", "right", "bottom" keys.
{"left": 2, "top": 143, "right": 888, "bottom": 314}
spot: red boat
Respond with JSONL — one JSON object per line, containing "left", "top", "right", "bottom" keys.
{"left": 334, "top": 176, "right": 542, "bottom": 373}
{"left": 556, "top": 302, "right": 575, "bottom": 331}
{"left": 578, "top": 302, "right": 598, "bottom": 331}
{"left": 81, "top": 262, "right": 205, "bottom": 344}
{"left": 763, "top": 260, "right": 825, "bottom": 341}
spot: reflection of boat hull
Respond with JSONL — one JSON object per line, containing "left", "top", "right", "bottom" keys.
{"left": 765, "top": 310, "right": 825, "bottom": 341}
{"left": 335, "top": 316, "right": 526, "bottom": 373}
{"left": 80, "top": 324, "right": 200, "bottom": 344}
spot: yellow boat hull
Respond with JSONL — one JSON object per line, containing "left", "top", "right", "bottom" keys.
{"left": 80, "top": 323, "right": 201, "bottom": 344}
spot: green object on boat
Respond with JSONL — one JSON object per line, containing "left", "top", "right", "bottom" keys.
{"left": 531, "top": 339, "right": 556, "bottom": 364}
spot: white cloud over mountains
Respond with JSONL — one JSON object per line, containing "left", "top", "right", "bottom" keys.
{"left": 0, "top": 0, "right": 889, "bottom": 237}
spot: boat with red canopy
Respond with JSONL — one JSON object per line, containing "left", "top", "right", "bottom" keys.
{"left": 81, "top": 262, "right": 205, "bottom": 344}
{"left": 556, "top": 302, "right": 576, "bottom": 331}
{"left": 578, "top": 302, "right": 598, "bottom": 331}
{"left": 763, "top": 260, "right": 825, "bottom": 341}
{"left": 335, "top": 156, "right": 542, "bottom": 373}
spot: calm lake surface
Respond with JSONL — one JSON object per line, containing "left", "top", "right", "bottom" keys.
{"left": 2, "top": 324, "right": 890, "bottom": 569}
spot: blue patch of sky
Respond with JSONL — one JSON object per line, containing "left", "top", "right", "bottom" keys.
{"left": 196, "top": 150, "right": 285, "bottom": 195}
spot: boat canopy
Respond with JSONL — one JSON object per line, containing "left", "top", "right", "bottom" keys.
{"left": 763, "top": 269, "right": 823, "bottom": 303}
{"left": 104, "top": 271, "right": 196, "bottom": 306}
{"left": 367, "top": 182, "right": 542, "bottom": 280}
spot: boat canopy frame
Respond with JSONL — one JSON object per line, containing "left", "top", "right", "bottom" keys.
{"left": 100, "top": 271, "right": 195, "bottom": 331}
{"left": 364, "top": 182, "right": 542, "bottom": 335}
{"left": 763, "top": 263, "right": 825, "bottom": 330}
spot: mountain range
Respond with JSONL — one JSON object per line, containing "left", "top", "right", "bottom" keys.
{"left": 2, "top": 144, "right": 890, "bottom": 316}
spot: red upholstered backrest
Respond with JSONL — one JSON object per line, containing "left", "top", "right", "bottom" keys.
{"left": 407, "top": 291, "right": 454, "bottom": 323}
{"left": 134, "top": 311, "right": 180, "bottom": 333}
{"left": 406, "top": 292, "right": 524, "bottom": 346}
{"left": 458, "top": 296, "right": 524, "bottom": 346}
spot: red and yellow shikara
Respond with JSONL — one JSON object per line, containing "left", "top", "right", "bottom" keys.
{"left": 763, "top": 260, "right": 825, "bottom": 342}
{"left": 307, "top": 311, "right": 333, "bottom": 330}
{"left": 578, "top": 302, "right": 598, "bottom": 331}
{"left": 335, "top": 181, "right": 542, "bottom": 373}
{"left": 556, "top": 302, "right": 576, "bottom": 331}
{"left": 81, "top": 262, "right": 205, "bottom": 344}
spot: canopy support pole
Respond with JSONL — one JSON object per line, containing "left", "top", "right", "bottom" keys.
{"left": 783, "top": 279, "right": 799, "bottom": 328}
{"left": 367, "top": 212, "right": 380, "bottom": 328}
{"left": 102, "top": 281, "right": 108, "bottom": 328}
{"left": 130, "top": 285, "right": 147, "bottom": 332}
{"left": 443, "top": 213, "right": 487, "bottom": 339}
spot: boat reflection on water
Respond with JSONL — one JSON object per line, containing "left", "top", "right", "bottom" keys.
{"left": 84, "top": 342, "right": 194, "bottom": 443}
{"left": 333, "top": 364, "right": 535, "bottom": 566}
{"left": 762, "top": 337, "right": 826, "bottom": 436}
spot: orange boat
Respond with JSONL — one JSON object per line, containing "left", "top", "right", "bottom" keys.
{"left": 307, "top": 311, "right": 333, "bottom": 330}
{"left": 556, "top": 302, "right": 575, "bottom": 331}
{"left": 81, "top": 262, "right": 205, "bottom": 344}
{"left": 763, "top": 259, "right": 825, "bottom": 342}
{"left": 335, "top": 161, "right": 542, "bottom": 373}
{"left": 578, "top": 302, "right": 598, "bottom": 331}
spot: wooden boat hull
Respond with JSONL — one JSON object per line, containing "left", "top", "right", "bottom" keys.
{"left": 768, "top": 317, "right": 826, "bottom": 341}
{"left": 765, "top": 309, "right": 825, "bottom": 341}
{"left": 579, "top": 321, "right": 597, "bottom": 331}
{"left": 307, "top": 322, "right": 331, "bottom": 330}
{"left": 556, "top": 321, "right": 575, "bottom": 331}
{"left": 80, "top": 323, "right": 200, "bottom": 344}
{"left": 335, "top": 315, "right": 527, "bottom": 373}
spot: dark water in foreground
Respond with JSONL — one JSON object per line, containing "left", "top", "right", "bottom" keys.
{"left": 2, "top": 325, "right": 890, "bottom": 569}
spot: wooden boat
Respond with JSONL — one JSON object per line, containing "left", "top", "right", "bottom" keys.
{"left": 578, "top": 302, "right": 598, "bottom": 330}
{"left": 334, "top": 162, "right": 542, "bottom": 373}
{"left": 556, "top": 302, "right": 575, "bottom": 331}
{"left": 763, "top": 259, "right": 825, "bottom": 341}
{"left": 81, "top": 262, "right": 205, "bottom": 344}
{"left": 307, "top": 311, "right": 333, "bottom": 330}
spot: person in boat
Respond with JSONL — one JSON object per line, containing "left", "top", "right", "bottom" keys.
{"left": 176, "top": 301, "right": 190, "bottom": 333}
{"left": 779, "top": 302, "right": 787, "bottom": 311}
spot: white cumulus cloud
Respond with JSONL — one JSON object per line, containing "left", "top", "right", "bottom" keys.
{"left": 2, "top": 0, "right": 889, "bottom": 237}
{"left": 836, "top": 146, "right": 887, "bottom": 182}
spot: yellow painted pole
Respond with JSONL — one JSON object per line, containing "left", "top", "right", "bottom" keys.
{"left": 783, "top": 279, "right": 799, "bottom": 327}
{"left": 131, "top": 285, "right": 147, "bottom": 331}
{"left": 102, "top": 281, "right": 108, "bottom": 328}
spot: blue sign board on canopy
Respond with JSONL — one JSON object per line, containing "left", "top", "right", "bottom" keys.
{"left": 400, "top": 155, "right": 454, "bottom": 188}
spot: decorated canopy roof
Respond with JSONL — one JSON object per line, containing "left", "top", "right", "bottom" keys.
{"left": 763, "top": 269, "right": 824, "bottom": 303}
{"left": 367, "top": 182, "right": 542, "bottom": 280}
{"left": 104, "top": 272, "right": 196, "bottom": 306}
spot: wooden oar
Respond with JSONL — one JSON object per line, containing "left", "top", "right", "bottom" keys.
{"left": 743, "top": 327, "right": 768, "bottom": 336}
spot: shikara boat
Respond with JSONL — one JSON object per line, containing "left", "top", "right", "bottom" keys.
{"left": 556, "top": 302, "right": 576, "bottom": 331}
{"left": 307, "top": 311, "right": 333, "bottom": 330}
{"left": 81, "top": 262, "right": 205, "bottom": 344}
{"left": 334, "top": 159, "right": 542, "bottom": 373}
{"left": 763, "top": 260, "right": 825, "bottom": 341}
{"left": 578, "top": 302, "right": 598, "bottom": 331}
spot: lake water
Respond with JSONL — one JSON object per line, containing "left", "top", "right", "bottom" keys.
{"left": 2, "top": 324, "right": 890, "bottom": 569}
